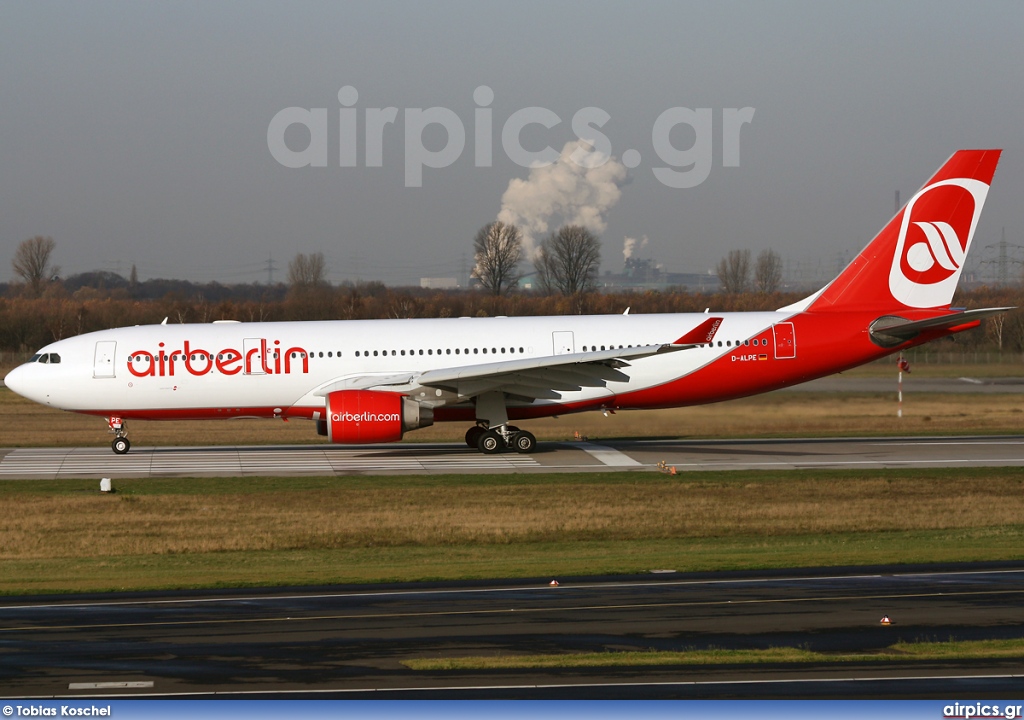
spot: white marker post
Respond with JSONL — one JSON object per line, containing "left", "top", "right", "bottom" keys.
{"left": 896, "top": 354, "right": 910, "bottom": 418}
{"left": 898, "top": 363, "right": 903, "bottom": 418}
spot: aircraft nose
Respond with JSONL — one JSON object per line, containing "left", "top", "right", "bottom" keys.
{"left": 3, "top": 364, "right": 28, "bottom": 398}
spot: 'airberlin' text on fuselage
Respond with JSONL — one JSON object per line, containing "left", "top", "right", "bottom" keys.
{"left": 127, "top": 339, "right": 310, "bottom": 377}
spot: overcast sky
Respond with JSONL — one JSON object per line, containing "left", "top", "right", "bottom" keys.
{"left": 2, "top": 0, "right": 1022, "bottom": 286}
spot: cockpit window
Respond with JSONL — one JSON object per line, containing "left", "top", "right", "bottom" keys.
{"left": 29, "top": 354, "right": 41, "bottom": 363}
{"left": 38, "top": 354, "right": 49, "bottom": 364}
{"left": 48, "top": 353, "right": 60, "bottom": 364}
{"left": 31, "top": 353, "right": 60, "bottom": 364}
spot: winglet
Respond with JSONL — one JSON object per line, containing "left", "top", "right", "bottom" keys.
{"left": 674, "top": 317, "right": 723, "bottom": 345}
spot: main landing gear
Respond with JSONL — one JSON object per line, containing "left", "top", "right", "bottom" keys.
{"left": 108, "top": 416, "right": 131, "bottom": 455}
{"left": 464, "top": 424, "right": 537, "bottom": 454}
{"left": 465, "top": 391, "right": 537, "bottom": 454}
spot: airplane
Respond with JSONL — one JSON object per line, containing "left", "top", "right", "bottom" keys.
{"left": 4, "top": 149, "right": 1009, "bottom": 455}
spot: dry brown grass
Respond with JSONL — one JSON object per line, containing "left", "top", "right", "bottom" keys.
{"left": 2, "top": 386, "right": 1023, "bottom": 448}
{"left": 4, "top": 473, "right": 1023, "bottom": 560}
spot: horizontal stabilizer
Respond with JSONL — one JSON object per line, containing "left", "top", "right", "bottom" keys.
{"left": 869, "top": 307, "right": 1012, "bottom": 347}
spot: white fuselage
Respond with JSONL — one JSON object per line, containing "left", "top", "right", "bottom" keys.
{"left": 5, "top": 312, "right": 796, "bottom": 420}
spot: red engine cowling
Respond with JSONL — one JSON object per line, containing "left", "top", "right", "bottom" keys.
{"left": 324, "top": 390, "right": 433, "bottom": 444}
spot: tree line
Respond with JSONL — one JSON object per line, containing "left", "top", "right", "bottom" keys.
{"left": 7, "top": 235, "right": 1024, "bottom": 357}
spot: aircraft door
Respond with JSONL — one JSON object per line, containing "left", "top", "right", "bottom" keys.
{"left": 552, "top": 331, "right": 575, "bottom": 355}
{"left": 93, "top": 341, "right": 117, "bottom": 378}
{"left": 243, "top": 338, "right": 266, "bottom": 375}
{"left": 773, "top": 322, "right": 796, "bottom": 359}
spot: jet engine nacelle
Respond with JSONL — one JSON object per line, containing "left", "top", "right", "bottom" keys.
{"left": 324, "top": 390, "right": 433, "bottom": 444}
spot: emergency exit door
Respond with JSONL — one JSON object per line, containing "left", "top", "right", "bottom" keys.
{"left": 552, "top": 331, "right": 575, "bottom": 355}
{"left": 773, "top": 322, "right": 796, "bottom": 359}
{"left": 93, "top": 341, "right": 117, "bottom": 378}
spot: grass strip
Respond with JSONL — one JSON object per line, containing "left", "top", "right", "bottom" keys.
{"left": 4, "top": 467, "right": 1024, "bottom": 594}
{"left": 2, "top": 528, "right": 1024, "bottom": 596}
{"left": 402, "top": 638, "right": 1024, "bottom": 671}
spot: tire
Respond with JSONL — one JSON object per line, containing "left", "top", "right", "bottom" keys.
{"left": 512, "top": 430, "right": 536, "bottom": 454}
{"left": 477, "top": 429, "right": 504, "bottom": 454}
{"left": 465, "top": 426, "right": 486, "bottom": 448}
{"left": 112, "top": 437, "right": 131, "bottom": 455}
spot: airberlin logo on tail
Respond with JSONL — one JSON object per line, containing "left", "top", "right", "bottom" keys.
{"left": 127, "top": 339, "right": 310, "bottom": 377}
{"left": 889, "top": 177, "right": 990, "bottom": 308}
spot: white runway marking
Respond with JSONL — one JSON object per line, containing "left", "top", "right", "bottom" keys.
{"left": 575, "top": 441, "right": 643, "bottom": 466}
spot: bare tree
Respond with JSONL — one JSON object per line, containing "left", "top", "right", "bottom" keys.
{"left": 287, "top": 252, "right": 328, "bottom": 288}
{"left": 472, "top": 221, "right": 523, "bottom": 295}
{"left": 534, "top": 225, "right": 601, "bottom": 297}
{"left": 753, "top": 249, "right": 782, "bottom": 294}
{"left": 987, "top": 312, "right": 1006, "bottom": 351}
{"left": 715, "top": 249, "right": 751, "bottom": 293}
{"left": 12, "top": 236, "right": 58, "bottom": 297}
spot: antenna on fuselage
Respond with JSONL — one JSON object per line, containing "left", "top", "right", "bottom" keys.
{"left": 161, "top": 317, "right": 168, "bottom": 325}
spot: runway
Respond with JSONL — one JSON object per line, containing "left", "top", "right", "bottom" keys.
{"left": 3, "top": 435, "right": 1024, "bottom": 478}
{"left": 2, "top": 564, "right": 1024, "bottom": 698}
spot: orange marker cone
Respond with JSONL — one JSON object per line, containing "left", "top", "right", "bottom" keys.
{"left": 880, "top": 615, "right": 892, "bottom": 625}
{"left": 549, "top": 580, "right": 559, "bottom": 587}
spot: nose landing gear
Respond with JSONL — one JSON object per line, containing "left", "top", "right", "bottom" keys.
{"left": 108, "top": 416, "right": 131, "bottom": 455}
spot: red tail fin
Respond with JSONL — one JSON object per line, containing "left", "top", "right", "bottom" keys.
{"left": 804, "top": 150, "right": 1001, "bottom": 313}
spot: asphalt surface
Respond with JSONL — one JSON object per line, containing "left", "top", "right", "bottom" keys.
{"left": 3, "top": 435, "right": 1024, "bottom": 478}
{"left": 2, "top": 565, "right": 1024, "bottom": 699}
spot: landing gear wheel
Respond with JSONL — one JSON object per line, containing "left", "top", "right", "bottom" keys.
{"left": 112, "top": 437, "right": 131, "bottom": 455}
{"left": 477, "top": 429, "right": 504, "bottom": 454}
{"left": 465, "top": 425, "right": 486, "bottom": 448}
{"left": 512, "top": 430, "right": 536, "bottom": 454}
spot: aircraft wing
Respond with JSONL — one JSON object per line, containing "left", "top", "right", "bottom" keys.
{"left": 413, "top": 316, "right": 724, "bottom": 401}
{"left": 312, "top": 316, "right": 724, "bottom": 401}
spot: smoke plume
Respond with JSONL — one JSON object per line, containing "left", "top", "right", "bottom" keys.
{"left": 497, "top": 140, "right": 629, "bottom": 259}
{"left": 623, "top": 235, "right": 649, "bottom": 261}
